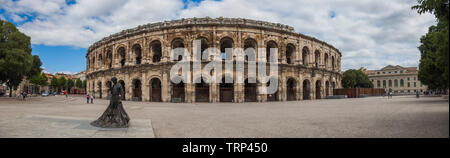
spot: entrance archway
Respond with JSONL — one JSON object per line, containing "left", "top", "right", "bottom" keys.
{"left": 220, "top": 77, "right": 234, "bottom": 102}
{"left": 150, "top": 78, "right": 162, "bottom": 102}
{"left": 132, "top": 79, "right": 142, "bottom": 101}
{"left": 266, "top": 78, "right": 279, "bottom": 101}
{"left": 315, "top": 80, "right": 321, "bottom": 99}
{"left": 287, "top": 78, "right": 297, "bottom": 101}
{"left": 118, "top": 80, "right": 125, "bottom": 100}
{"left": 244, "top": 78, "right": 257, "bottom": 102}
{"left": 325, "top": 81, "right": 330, "bottom": 97}
{"left": 303, "top": 79, "right": 310, "bottom": 100}
{"left": 172, "top": 81, "right": 185, "bottom": 102}
{"left": 195, "top": 78, "right": 210, "bottom": 102}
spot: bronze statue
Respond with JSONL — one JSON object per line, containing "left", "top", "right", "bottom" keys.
{"left": 91, "top": 77, "right": 130, "bottom": 128}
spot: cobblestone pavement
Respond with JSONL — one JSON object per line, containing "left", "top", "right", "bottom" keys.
{"left": 0, "top": 95, "right": 448, "bottom": 138}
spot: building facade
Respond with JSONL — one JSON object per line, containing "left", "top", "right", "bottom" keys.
{"left": 362, "top": 65, "right": 428, "bottom": 94}
{"left": 86, "top": 17, "right": 343, "bottom": 103}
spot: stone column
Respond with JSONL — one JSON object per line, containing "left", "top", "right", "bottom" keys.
{"left": 280, "top": 77, "right": 287, "bottom": 101}
{"left": 162, "top": 70, "right": 170, "bottom": 102}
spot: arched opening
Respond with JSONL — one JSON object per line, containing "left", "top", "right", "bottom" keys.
{"left": 400, "top": 79, "right": 404, "bottom": 87}
{"left": 118, "top": 80, "right": 125, "bottom": 100}
{"left": 266, "top": 77, "right": 279, "bottom": 101}
{"left": 150, "top": 78, "right": 162, "bottom": 102}
{"left": 332, "top": 56, "right": 335, "bottom": 70}
{"left": 97, "top": 81, "right": 102, "bottom": 99}
{"left": 150, "top": 40, "right": 162, "bottom": 63}
{"left": 195, "top": 78, "right": 210, "bottom": 102}
{"left": 98, "top": 54, "right": 103, "bottom": 68}
{"left": 266, "top": 41, "right": 277, "bottom": 62}
{"left": 107, "top": 51, "right": 112, "bottom": 68}
{"left": 332, "top": 82, "right": 336, "bottom": 95}
{"left": 197, "top": 37, "right": 209, "bottom": 61}
{"left": 314, "top": 50, "right": 320, "bottom": 68}
{"left": 324, "top": 53, "right": 328, "bottom": 69}
{"left": 220, "top": 77, "right": 234, "bottom": 102}
{"left": 244, "top": 78, "right": 257, "bottom": 102}
{"left": 315, "top": 80, "right": 321, "bottom": 99}
{"left": 133, "top": 44, "right": 142, "bottom": 65}
{"left": 303, "top": 80, "right": 310, "bottom": 100}
{"left": 132, "top": 79, "right": 142, "bottom": 101}
{"left": 171, "top": 38, "right": 185, "bottom": 61}
{"left": 325, "top": 81, "right": 330, "bottom": 96}
{"left": 302, "top": 47, "right": 309, "bottom": 66}
{"left": 286, "top": 78, "right": 297, "bottom": 101}
{"left": 244, "top": 38, "right": 257, "bottom": 61}
{"left": 286, "top": 44, "right": 295, "bottom": 64}
{"left": 172, "top": 81, "right": 185, "bottom": 102}
{"left": 394, "top": 79, "right": 398, "bottom": 87}
{"left": 118, "top": 47, "right": 126, "bottom": 67}
{"left": 220, "top": 37, "right": 234, "bottom": 60}
{"left": 106, "top": 81, "right": 112, "bottom": 97}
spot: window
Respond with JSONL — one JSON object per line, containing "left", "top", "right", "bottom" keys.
{"left": 407, "top": 77, "right": 410, "bottom": 81}
{"left": 389, "top": 80, "right": 392, "bottom": 87}
{"left": 414, "top": 77, "right": 416, "bottom": 81}
{"left": 414, "top": 82, "right": 416, "bottom": 87}
{"left": 395, "top": 71, "right": 397, "bottom": 73}
{"left": 400, "top": 79, "right": 404, "bottom": 87}
{"left": 400, "top": 70, "right": 403, "bottom": 73}
{"left": 377, "top": 72, "right": 380, "bottom": 74}
{"left": 408, "top": 82, "right": 410, "bottom": 87}
{"left": 377, "top": 80, "right": 380, "bottom": 87}
{"left": 383, "top": 80, "right": 386, "bottom": 87}
{"left": 394, "top": 79, "right": 398, "bottom": 87}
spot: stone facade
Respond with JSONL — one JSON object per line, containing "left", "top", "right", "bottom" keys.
{"left": 85, "top": 17, "right": 342, "bottom": 102}
{"left": 362, "top": 65, "right": 428, "bottom": 94}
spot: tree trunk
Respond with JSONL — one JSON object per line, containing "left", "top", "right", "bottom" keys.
{"left": 9, "top": 86, "right": 12, "bottom": 97}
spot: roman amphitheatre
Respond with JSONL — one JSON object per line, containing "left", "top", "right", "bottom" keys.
{"left": 86, "top": 17, "right": 342, "bottom": 103}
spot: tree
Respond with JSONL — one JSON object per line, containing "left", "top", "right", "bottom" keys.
{"left": 413, "top": 0, "right": 449, "bottom": 90}
{"left": 341, "top": 69, "right": 374, "bottom": 88}
{"left": 82, "top": 80, "right": 87, "bottom": 88}
{"left": 67, "top": 78, "right": 74, "bottom": 93}
{"left": 29, "top": 73, "right": 48, "bottom": 93}
{"left": 50, "top": 77, "right": 58, "bottom": 92}
{"left": 75, "top": 78, "right": 82, "bottom": 88}
{"left": 58, "top": 77, "right": 67, "bottom": 92}
{"left": 0, "top": 20, "right": 37, "bottom": 97}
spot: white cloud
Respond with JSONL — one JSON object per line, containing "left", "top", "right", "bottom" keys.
{"left": 0, "top": 0, "right": 436, "bottom": 70}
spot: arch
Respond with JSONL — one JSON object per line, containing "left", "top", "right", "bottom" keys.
{"left": 394, "top": 79, "right": 398, "bottom": 87}
{"left": 107, "top": 50, "right": 112, "bottom": 68}
{"left": 106, "top": 81, "right": 112, "bottom": 97}
{"left": 303, "top": 79, "right": 311, "bottom": 100}
{"left": 132, "top": 79, "right": 142, "bottom": 101}
{"left": 98, "top": 54, "right": 103, "bottom": 68}
{"left": 286, "top": 78, "right": 297, "bottom": 101}
{"left": 149, "top": 78, "right": 162, "bottom": 102}
{"left": 195, "top": 77, "right": 210, "bottom": 102}
{"left": 132, "top": 44, "right": 142, "bottom": 65}
{"left": 286, "top": 44, "right": 295, "bottom": 64}
{"left": 325, "top": 80, "right": 330, "bottom": 96}
{"left": 266, "top": 77, "right": 279, "bottom": 101}
{"left": 331, "top": 56, "right": 335, "bottom": 70}
{"left": 150, "top": 40, "right": 162, "bottom": 63}
{"left": 171, "top": 38, "right": 185, "bottom": 61}
{"left": 314, "top": 50, "right": 320, "bottom": 68}
{"left": 315, "top": 80, "right": 321, "bottom": 99}
{"left": 302, "top": 46, "right": 309, "bottom": 66}
{"left": 244, "top": 38, "right": 257, "bottom": 61}
{"left": 118, "top": 80, "right": 126, "bottom": 100}
{"left": 220, "top": 37, "right": 234, "bottom": 60}
{"left": 324, "top": 53, "right": 328, "bottom": 69}
{"left": 97, "top": 81, "right": 102, "bottom": 99}
{"left": 266, "top": 40, "right": 278, "bottom": 62}
{"left": 244, "top": 78, "right": 257, "bottom": 102}
{"left": 220, "top": 76, "right": 234, "bottom": 102}
{"left": 196, "top": 37, "right": 210, "bottom": 61}
{"left": 117, "top": 47, "right": 126, "bottom": 67}
{"left": 400, "top": 79, "right": 404, "bottom": 87}
{"left": 172, "top": 81, "right": 185, "bottom": 102}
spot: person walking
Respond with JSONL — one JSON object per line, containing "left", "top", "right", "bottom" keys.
{"left": 86, "top": 94, "right": 90, "bottom": 104}
{"left": 90, "top": 95, "right": 94, "bottom": 104}
{"left": 65, "top": 90, "right": 68, "bottom": 100}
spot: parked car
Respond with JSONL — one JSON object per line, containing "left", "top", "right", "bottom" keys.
{"left": 41, "top": 92, "right": 49, "bottom": 97}
{"left": 52, "top": 92, "right": 57, "bottom": 96}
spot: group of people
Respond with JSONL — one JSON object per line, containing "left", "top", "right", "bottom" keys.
{"left": 86, "top": 94, "right": 94, "bottom": 104}
{"left": 20, "top": 91, "right": 28, "bottom": 100}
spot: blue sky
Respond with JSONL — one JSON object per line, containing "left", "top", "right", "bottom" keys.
{"left": 0, "top": 0, "right": 436, "bottom": 74}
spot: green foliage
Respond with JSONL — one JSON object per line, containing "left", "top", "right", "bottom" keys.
{"left": 67, "top": 78, "right": 74, "bottom": 89}
{"left": 341, "top": 69, "right": 374, "bottom": 88}
{"left": 82, "top": 80, "right": 87, "bottom": 88}
{"left": 58, "top": 77, "right": 67, "bottom": 89}
{"left": 29, "top": 73, "right": 48, "bottom": 86}
{"left": 50, "top": 77, "right": 58, "bottom": 87}
{"left": 75, "top": 78, "right": 83, "bottom": 88}
{"left": 0, "top": 20, "right": 40, "bottom": 97}
{"left": 413, "top": 0, "right": 449, "bottom": 90}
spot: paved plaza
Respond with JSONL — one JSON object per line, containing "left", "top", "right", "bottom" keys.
{"left": 0, "top": 95, "right": 448, "bottom": 138}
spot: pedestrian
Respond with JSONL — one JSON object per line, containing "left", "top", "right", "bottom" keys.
{"left": 86, "top": 94, "right": 90, "bottom": 104}
{"left": 65, "top": 90, "right": 68, "bottom": 99}
{"left": 90, "top": 95, "right": 94, "bottom": 104}
{"left": 416, "top": 91, "right": 420, "bottom": 98}
{"left": 389, "top": 91, "right": 393, "bottom": 99}
{"left": 23, "top": 91, "right": 27, "bottom": 100}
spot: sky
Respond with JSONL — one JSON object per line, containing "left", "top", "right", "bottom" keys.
{"left": 0, "top": 0, "right": 437, "bottom": 74}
